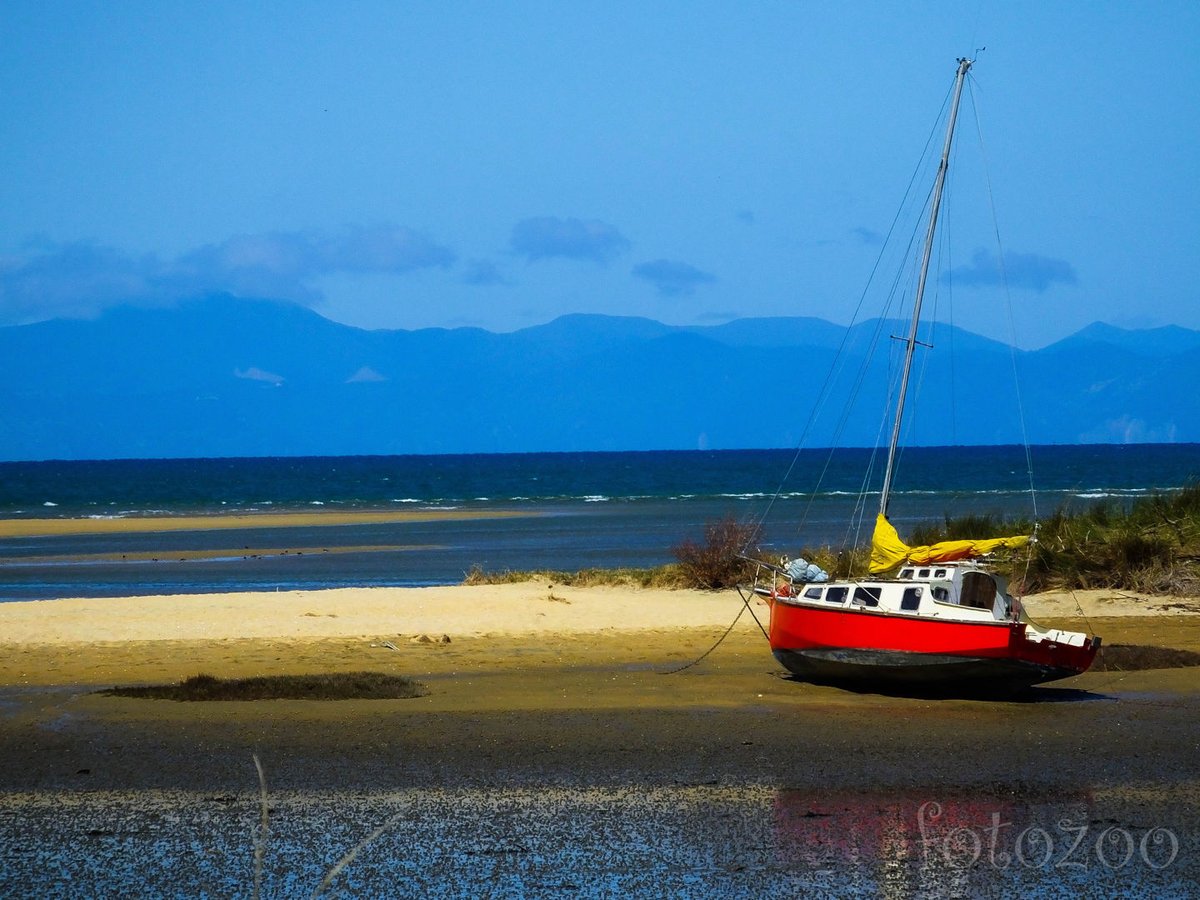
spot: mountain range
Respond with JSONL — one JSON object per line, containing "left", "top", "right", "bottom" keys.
{"left": 2, "top": 294, "right": 1198, "bottom": 460}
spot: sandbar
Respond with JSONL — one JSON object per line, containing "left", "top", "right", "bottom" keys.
{"left": 0, "top": 584, "right": 1197, "bottom": 694}
{"left": 0, "top": 583, "right": 1193, "bottom": 649}
{"left": 0, "top": 507, "right": 536, "bottom": 538}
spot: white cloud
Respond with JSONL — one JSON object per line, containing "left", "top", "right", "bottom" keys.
{"left": 947, "top": 249, "right": 1077, "bottom": 291}
{"left": 510, "top": 216, "right": 630, "bottom": 264}
{"left": 631, "top": 259, "right": 717, "bottom": 297}
{"left": 0, "top": 225, "right": 457, "bottom": 324}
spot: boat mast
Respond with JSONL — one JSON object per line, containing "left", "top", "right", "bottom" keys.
{"left": 878, "top": 56, "right": 973, "bottom": 518}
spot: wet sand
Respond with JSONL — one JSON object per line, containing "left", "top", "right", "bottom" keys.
{"left": 1, "top": 585, "right": 1198, "bottom": 896}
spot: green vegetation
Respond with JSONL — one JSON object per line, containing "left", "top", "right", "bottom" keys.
{"left": 99, "top": 672, "right": 427, "bottom": 701}
{"left": 909, "top": 513, "right": 1035, "bottom": 547}
{"left": 1023, "top": 484, "right": 1200, "bottom": 595}
{"left": 904, "top": 484, "right": 1200, "bottom": 595}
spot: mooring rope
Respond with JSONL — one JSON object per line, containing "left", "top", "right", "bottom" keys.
{"left": 659, "top": 587, "right": 769, "bottom": 675}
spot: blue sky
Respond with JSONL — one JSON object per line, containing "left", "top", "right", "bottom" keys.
{"left": 1, "top": 1, "right": 1196, "bottom": 348}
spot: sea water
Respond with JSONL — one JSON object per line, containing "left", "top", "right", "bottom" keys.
{"left": 0, "top": 445, "right": 1196, "bottom": 600}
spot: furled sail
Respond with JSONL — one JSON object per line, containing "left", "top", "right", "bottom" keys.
{"left": 868, "top": 514, "right": 1030, "bottom": 574}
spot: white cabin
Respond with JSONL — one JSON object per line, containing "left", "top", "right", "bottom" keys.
{"left": 769, "top": 561, "right": 1014, "bottom": 623}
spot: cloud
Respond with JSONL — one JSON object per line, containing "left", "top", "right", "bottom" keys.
{"left": 0, "top": 239, "right": 164, "bottom": 322}
{"left": 0, "top": 225, "right": 456, "bottom": 324}
{"left": 461, "top": 259, "right": 510, "bottom": 286}
{"left": 177, "top": 225, "right": 455, "bottom": 297}
{"left": 946, "top": 248, "right": 1077, "bottom": 291}
{"left": 510, "top": 216, "right": 630, "bottom": 264}
{"left": 631, "top": 259, "right": 717, "bottom": 297}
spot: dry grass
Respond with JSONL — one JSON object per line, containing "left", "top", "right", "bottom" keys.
{"left": 463, "top": 564, "right": 691, "bottom": 589}
{"left": 1020, "top": 485, "right": 1200, "bottom": 595}
{"left": 899, "top": 486, "right": 1200, "bottom": 596}
{"left": 99, "top": 672, "right": 427, "bottom": 701}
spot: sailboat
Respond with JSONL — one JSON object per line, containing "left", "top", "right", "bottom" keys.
{"left": 747, "top": 58, "right": 1100, "bottom": 692}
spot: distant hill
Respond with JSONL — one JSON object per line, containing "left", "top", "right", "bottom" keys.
{"left": 1, "top": 294, "right": 1197, "bottom": 460}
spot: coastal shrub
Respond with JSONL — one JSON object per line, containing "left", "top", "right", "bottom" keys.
{"left": 1013, "top": 485, "right": 1200, "bottom": 594}
{"left": 909, "top": 513, "right": 1034, "bottom": 547}
{"left": 843, "top": 487, "right": 1199, "bottom": 595}
{"left": 672, "top": 515, "right": 762, "bottom": 590}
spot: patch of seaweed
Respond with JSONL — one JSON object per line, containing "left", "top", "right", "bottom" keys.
{"left": 98, "top": 671, "right": 427, "bottom": 701}
{"left": 1092, "top": 644, "right": 1200, "bottom": 672}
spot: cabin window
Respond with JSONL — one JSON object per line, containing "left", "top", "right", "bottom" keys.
{"left": 804, "top": 587, "right": 823, "bottom": 600}
{"left": 934, "top": 569, "right": 947, "bottom": 578}
{"left": 853, "top": 587, "right": 881, "bottom": 607}
{"left": 826, "top": 586, "right": 849, "bottom": 604}
{"left": 901, "top": 587, "right": 922, "bottom": 611}
{"left": 932, "top": 587, "right": 950, "bottom": 602}
{"left": 900, "top": 569, "right": 914, "bottom": 579}
{"left": 960, "top": 572, "right": 997, "bottom": 610}
{"left": 918, "top": 568, "right": 930, "bottom": 578}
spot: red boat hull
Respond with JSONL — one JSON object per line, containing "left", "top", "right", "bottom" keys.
{"left": 769, "top": 599, "right": 1099, "bottom": 691}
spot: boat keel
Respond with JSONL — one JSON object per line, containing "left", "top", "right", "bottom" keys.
{"left": 773, "top": 647, "right": 1086, "bottom": 694}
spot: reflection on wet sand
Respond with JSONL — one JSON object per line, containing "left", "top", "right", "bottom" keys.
{"left": 771, "top": 787, "right": 1186, "bottom": 896}
{"left": 0, "top": 786, "right": 1191, "bottom": 898}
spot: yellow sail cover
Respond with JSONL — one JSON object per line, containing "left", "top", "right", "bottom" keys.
{"left": 868, "top": 514, "right": 1030, "bottom": 574}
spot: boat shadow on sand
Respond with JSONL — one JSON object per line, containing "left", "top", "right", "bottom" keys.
{"left": 776, "top": 673, "right": 1112, "bottom": 703}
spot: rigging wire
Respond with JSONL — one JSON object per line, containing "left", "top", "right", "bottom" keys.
{"left": 967, "top": 74, "right": 1039, "bottom": 525}
{"left": 745, "top": 73, "right": 960, "bottom": 561}
{"left": 965, "top": 71, "right": 1056, "bottom": 621}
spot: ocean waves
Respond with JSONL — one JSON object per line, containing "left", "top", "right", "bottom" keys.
{"left": 1, "top": 445, "right": 1196, "bottom": 599}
